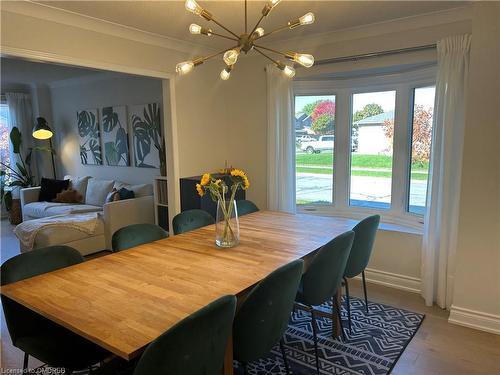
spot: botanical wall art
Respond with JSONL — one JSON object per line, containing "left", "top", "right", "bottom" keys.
{"left": 101, "top": 106, "right": 130, "bottom": 166}
{"left": 129, "top": 103, "right": 164, "bottom": 169}
{"left": 77, "top": 108, "right": 102, "bottom": 165}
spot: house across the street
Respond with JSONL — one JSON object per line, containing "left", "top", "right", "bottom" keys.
{"left": 354, "top": 110, "right": 394, "bottom": 154}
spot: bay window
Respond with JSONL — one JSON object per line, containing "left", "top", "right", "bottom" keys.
{"left": 294, "top": 68, "right": 435, "bottom": 227}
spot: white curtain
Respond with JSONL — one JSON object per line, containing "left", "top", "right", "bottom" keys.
{"left": 6, "top": 93, "right": 36, "bottom": 186}
{"left": 266, "top": 65, "right": 295, "bottom": 213}
{"left": 421, "top": 34, "right": 471, "bottom": 309}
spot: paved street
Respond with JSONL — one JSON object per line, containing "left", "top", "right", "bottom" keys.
{"left": 296, "top": 172, "right": 427, "bottom": 210}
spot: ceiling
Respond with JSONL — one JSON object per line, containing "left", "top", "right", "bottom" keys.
{"left": 1, "top": 57, "right": 102, "bottom": 85}
{"left": 35, "top": 1, "right": 468, "bottom": 49}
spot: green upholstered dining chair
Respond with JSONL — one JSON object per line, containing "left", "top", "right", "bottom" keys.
{"left": 172, "top": 209, "right": 215, "bottom": 235}
{"left": 112, "top": 223, "right": 168, "bottom": 252}
{"left": 0, "top": 245, "right": 110, "bottom": 374}
{"left": 236, "top": 200, "right": 259, "bottom": 216}
{"left": 233, "top": 259, "right": 304, "bottom": 375}
{"left": 132, "top": 295, "right": 236, "bottom": 375}
{"left": 343, "top": 215, "right": 380, "bottom": 331}
{"left": 295, "top": 231, "right": 355, "bottom": 374}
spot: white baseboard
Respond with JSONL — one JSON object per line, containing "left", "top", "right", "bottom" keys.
{"left": 449, "top": 305, "right": 500, "bottom": 335}
{"left": 354, "top": 268, "right": 421, "bottom": 294}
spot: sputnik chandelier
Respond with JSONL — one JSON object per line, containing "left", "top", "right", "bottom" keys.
{"left": 176, "top": 0, "right": 315, "bottom": 80}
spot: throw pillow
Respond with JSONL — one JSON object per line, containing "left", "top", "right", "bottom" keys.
{"left": 105, "top": 189, "right": 121, "bottom": 203}
{"left": 114, "top": 181, "right": 153, "bottom": 197}
{"left": 38, "top": 177, "right": 70, "bottom": 202}
{"left": 53, "top": 188, "right": 84, "bottom": 203}
{"left": 85, "top": 178, "right": 115, "bottom": 207}
{"left": 118, "top": 187, "right": 135, "bottom": 200}
{"left": 64, "top": 175, "right": 91, "bottom": 199}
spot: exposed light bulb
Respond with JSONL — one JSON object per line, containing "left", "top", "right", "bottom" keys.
{"left": 299, "top": 12, "right": 315, "bottom": 25}
{"left": 223, "top": 49, "right": 240, "bottom": 66}
{"left": 283, "top": 65, "right": 296, "bottom": 78}
{"left": 176, "top": 61, "right": 195, "bottom": 75}
{"left": 220, "top": 67, "right": 231, "bottom": 80}
{"left": 185, "top": 0, "right": 203, "bottom": 16}
{"left": 270, "top": 0, "right": 281, "bottom": 7}
{"left": 189, "top": 24, "right": 202, "bottom": 35}
{"left": 254, "top": 27, "right": 265, "bottom": 37}
{"left": 293, "top": 53, "right": 314, "bottom": 68}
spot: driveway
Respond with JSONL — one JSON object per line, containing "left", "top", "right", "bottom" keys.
{"left": 296, "top": 172, "right": 427, "bottom": 207}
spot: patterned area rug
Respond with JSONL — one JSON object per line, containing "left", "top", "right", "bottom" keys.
{"left": 235, "top": 297, "right": 425, "bottom": 375}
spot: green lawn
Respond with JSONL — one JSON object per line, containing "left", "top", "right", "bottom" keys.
{"left": 296, "top": 153, "right": 429, "bottom": 171}
{"left": 295, "top": 152, "right": 429, "bottom": 171}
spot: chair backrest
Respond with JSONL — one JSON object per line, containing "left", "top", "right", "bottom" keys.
{"left": 172, "top": 209, "right": 215, "bottom": 235}
{"left": 301, "top": 231, "right": 355, "bottom": 306}
{"left": 133, "top": 295, "right": 236, "bottom": 375}
{"left": 344, "top": 215, "right": 380, "bottom": 278}
{"left": 1, "top": 246, "right": 84, "bottom": 344}
{"left": 112, "top": 223, "right": 168, "bottom": 252}
{"left": 233, "top": 259, "right": 304, "bottom": 363}
{"left": 236, "top": 200, "right": 259, "bottom": 216}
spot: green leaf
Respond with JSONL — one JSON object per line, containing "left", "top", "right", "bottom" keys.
{"left": 102, "top": 106, "right": 119, "bottom": 133}
{"left": 16, "top": 162, "right": 27, "bottom": 177}
{"left": 104, "top": 142, "right": 119, "bottom": 166}
{"left": 80, "top": 145, "right": 88, "bottom": 164}
{"left": 3, "top": 190, "right": 12, "bottom": 211}
{"left": 115, "top": 127, "right": 129, "bottom": 157}
{"left": 89, "top": 139, "right": 102, "bottom": 165}
{"left": 10, "top": 127, "right": 22, "bottom": 154}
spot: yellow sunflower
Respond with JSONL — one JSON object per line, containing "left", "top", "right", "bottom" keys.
{"left": 230, "top": 169, "right": 246, "bottom": 179}
{"left": 200, "top": 173, "right": 211, "bottom": 186}
{"left": 196, "top": 183, "right": 205, "bottom": 197}
{"left": 242, "top": 176, "right": 250, "bottom": 190}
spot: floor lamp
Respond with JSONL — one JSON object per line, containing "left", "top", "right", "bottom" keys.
{"left": 32, "top": 117, "right": 56, "bottom": 179}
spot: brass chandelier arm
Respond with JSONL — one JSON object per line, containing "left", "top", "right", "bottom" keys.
{"left": 253, "top": 44, "right": 289, "bottom": 58}
{"left": 201, "top": 45, "right": 240, "bottom": 63}
{"left": 254, "top": 47, "right": 281, "bottom": 66}
{"left": 254, "top": 24, "right": 289, "bottom": 40}
{"left": 249, "top": 14, "right": 266, "bottom": 38}
{"left": 210, "top": 17, "right": 240, "bottom": 39}
{"left": 210, "top": 31, "right": 239, "bottom": 42}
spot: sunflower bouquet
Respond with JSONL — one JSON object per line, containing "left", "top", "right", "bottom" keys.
{"left": 196, "top": 169, "right": 250, "bottom": 247}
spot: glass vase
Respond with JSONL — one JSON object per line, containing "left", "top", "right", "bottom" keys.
{"left": 215, "top": 200, "right": 240, "bottom": 248}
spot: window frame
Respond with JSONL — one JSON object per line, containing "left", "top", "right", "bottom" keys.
{"left": 293, "top": 66, "right": 436, "bottom": 229}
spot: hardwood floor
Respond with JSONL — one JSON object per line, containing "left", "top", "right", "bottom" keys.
{"left": 1, "top": 219, "right": 499, "bottom": 373}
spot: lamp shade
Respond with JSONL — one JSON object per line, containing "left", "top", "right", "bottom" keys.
{"left": 32, "top": 117, "right": 53, "bottom": 140}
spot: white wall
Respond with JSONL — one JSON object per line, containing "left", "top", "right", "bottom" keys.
{"left": 50, "top": 74, "right": 163, "bottom": 184}
{"left": 450, "top": 3, "right": 500, "bottom": 334}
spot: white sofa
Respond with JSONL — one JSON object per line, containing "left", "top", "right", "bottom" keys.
{"left": 19, "top": 176, "right": 155, "bottom": 255}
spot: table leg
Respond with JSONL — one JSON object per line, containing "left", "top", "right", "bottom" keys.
{"left": 223, "top": 333, "right": 234, "bottom": 375}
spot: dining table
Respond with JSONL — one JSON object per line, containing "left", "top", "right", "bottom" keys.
{"left": 0, "top": 210, "right": 356, "bottom": 375}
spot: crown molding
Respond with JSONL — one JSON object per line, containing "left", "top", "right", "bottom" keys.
{"left": 267, "top": 5, "right": 472, "bottom": 49}
{"left": 1, "top": 1, "right": 216, "bottom": 55}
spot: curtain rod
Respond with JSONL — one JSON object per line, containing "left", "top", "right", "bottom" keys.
{"left": 314, "top": 43, "right": 437, "bottom": 66}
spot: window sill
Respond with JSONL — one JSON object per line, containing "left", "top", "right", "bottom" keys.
{"left": 296, "top": 205, "right": 424, "bottom": 235}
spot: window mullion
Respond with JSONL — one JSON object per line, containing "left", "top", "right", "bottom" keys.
{"left": 332, "top": 89, "right": 350, "bottom": 209}
{"left": 390, "top": 85, "right": 411, "bottom": 215}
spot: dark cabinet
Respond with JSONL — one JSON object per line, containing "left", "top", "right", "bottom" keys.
{"left": 180, "top": 174, "right": 246, "bottom": 219}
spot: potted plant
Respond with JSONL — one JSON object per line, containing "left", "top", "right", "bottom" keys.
{"left": 0, "top": 127, "right": 36, "bottom": 224}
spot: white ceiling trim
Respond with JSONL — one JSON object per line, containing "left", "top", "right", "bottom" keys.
{"left": 2, "top": 1, "right": 216, "bottom": 55}
{"left": 266, "top": 5, "right": 472, "bottom": 48}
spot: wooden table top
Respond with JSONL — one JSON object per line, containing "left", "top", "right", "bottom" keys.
{"left": 0, "top": 211, "right": 356, "bottom": 360}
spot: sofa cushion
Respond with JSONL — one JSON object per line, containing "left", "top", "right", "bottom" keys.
{"left": 85, "top": 179, "right": 114, "bottom": 207}
{"left": 23, "top": 202, "right": 102, "bottom": 219}
{"left": 38, "top": 178, "right": 70, "bottom": 202}
{"left": 113, "top": 181, "right": 153, "bottom": 197}
{"left": 64, "top": 175, "right": 91, "bottom": 198}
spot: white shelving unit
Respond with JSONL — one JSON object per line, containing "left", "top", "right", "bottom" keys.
{"left": 153, "top": 176, "right": 169, "bottom": 231}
